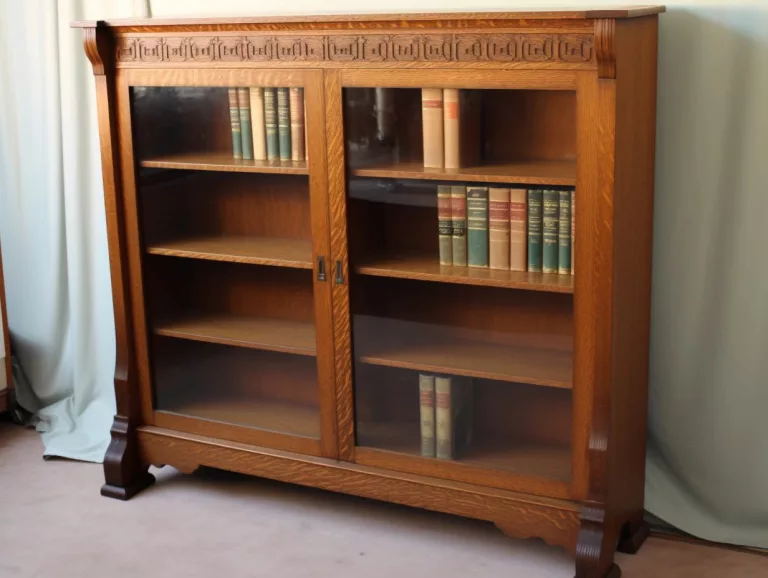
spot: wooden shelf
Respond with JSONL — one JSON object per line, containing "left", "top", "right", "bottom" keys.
{"left": 146, "top": 235, "right": 312, "bottom": 269}
{"left": 356, "top": 253, "right": 573, "bottom": 293}
{"left": 140, "top": 152, "right": 308, "bottom": 175}
{"left": 355, "top": 317, "right": 572, "bottom": 389}
{"left": 159, "top": 398, "right": 320, "bottom": 439}
{"left": 155, "top": 315, "right": 316, "bottom": 356}
{"left": 357, "top": 424, "right": 571, "bottom": 484}
{"left": 350, "top": 160, "right": 576, "bottom": 186}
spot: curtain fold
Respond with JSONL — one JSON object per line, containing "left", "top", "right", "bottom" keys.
{"left": 0, "top": 0, "right": 149, "bottom": 461}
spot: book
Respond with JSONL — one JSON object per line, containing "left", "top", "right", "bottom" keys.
{"left": 450, "top": 186, "right": 467, "bottom": 267}
{"left": 419, "top": 374, "right": 436, "bottom": 458}
{"left": 436, "top": 376, "right": 474, "bottom": 460}
{"left": 467, "top": 186, "right": 489, "bottom": 268}
{"left": 559, "top": 190, "right": 572, "bottom": 274}
{"left": 289, "top": 87, "right": 305, "bottom": 161}
{"left": 249, "top": 87, "right": 267, "bottom": 161}
{"left": 421, "top": 88, "right": 444, "bottom": 168}
{"left": 443, "top": 89, "right": 481, "bottom": 170}
{"left": 543, "top": 189, "right": 560, "bottom": 274}
{"left": 277, "top": 87, "right": 291, "bottom": 161}
{"left": 237, "top": 87, "right": 253, "bottom": 160}
{"left": 571, "top": 189, "right": 575, "bottom": 275}
{"left": 264, "top": 87, "right": 278, "bottom": 161}
{"left": 489, "top": 187, "right": 511, "bottom": 270}
{"left": 437, "top": 185, "right": 453, "bottom": 266}
{"left": 227, "top": 88, "right": 242, "bottom": 159}
{"left": 527, "top": 189, "right": 543, "bottom": 272}
{"left": 509, "top": 188, "right": 527, "bottom": 272}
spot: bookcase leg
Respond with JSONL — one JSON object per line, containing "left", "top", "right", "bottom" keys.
{"left": 574, "top": 506, "right": 621, "bottom": 578}
{"left": 101, "top": 416, "right": 155, "bottom": 500}
{"left": 616, "top": 518, "right": 650, "bottom": 555}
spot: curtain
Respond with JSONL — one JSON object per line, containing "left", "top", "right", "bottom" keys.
{"left": 0, "top": 0, "right": 148, "bottom": 461}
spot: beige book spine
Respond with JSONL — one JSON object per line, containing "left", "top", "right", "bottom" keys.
{"left": 435, "top": 376, "right": 452, "bottom": 460}
{"left": 289, "top": 87, "right": 305, "bottom": 161}
{"left": 249, "top": 87, "right": 266, "bottom": 161}
{"left": 421, "top": 88, "right": 444, "bottom": 168}
{"left": 419, "top": 374, "right": 436, "bottom": 458}
{"left": 509, "top": 188, "right": 527, "bottom": 272}
{"left": 489, "top": 187, "right": 511, "bottom": 270}
{"left": 443, "top": 88, "right": 460, "bottom": 169}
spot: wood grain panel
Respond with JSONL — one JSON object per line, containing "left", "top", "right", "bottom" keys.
{"left": 342, "top": 68, "right": 577, "bottom": 90}
{"left": 74, "top": 8, "right": 664, "bottom": 29}
{"left": 125, "top": 67, "right": 309, "bottom": 87}
{"left": 305, "top": 70, "right": 339, "bottom": 460}
{"left": 325, "top": 69, "right": 356, "bottom": 462}
{"left": 0, "top": 240, "right": 12, "bottom": 398}
{"left": 137, "top": 425, "right": 581, "bottom": 554}
{"left": 141, "top": 152, "right": 308, "bottom": 175}
{"left": 154, "top": 315, "right": 316, "bottom": 356}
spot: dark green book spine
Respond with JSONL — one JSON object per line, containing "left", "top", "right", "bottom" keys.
{"left": 467, "top": 186, "right": 489, "bottom": 268}
{"left": 277, "top": 87, "right": 291, "bottom": 161}
{"left": 450, "top": 185, "right": 467, "bottom": 267}
{"left": 558, "top": 190, "right": 572, "bottom": 274}
{"left": 542, "top": 189, "right": 559, "bottom": 274}
{"left": 264, "top": 88, "right": 278, "bottom": 161}
{"left": 527, "top": 189, "right": 543, "bottom": 272}
{"left": 437, "top": 185, "right": 453, "bottom": 266}
{"left": 228, "top": 88, "right": 242, "bottom": 159}
{"left": 237, "top": 87, "right": 253, "bottom": 160}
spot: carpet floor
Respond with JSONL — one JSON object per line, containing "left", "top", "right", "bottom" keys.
{"left": 1, "top": 421, "right": 766, "bottom": 578}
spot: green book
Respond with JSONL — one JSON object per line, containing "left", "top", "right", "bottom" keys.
{"left": 264, "top": 88, "right": 278, "bottom": 161}
{"left": 227, "top": 88, "right": 242, "bottom": 159}
{"left": 527, "top": 189, "right": 543, "bottom": 272}
{"left": 543, "top": 189, "right": 559, "bottom": 274}
{"left": 237, "top": 87, "right": 253, "bottom": 161}
{"left": 277, "top": 87, "right": 291, "bottom": 161}
{"left": 437, "top": 185, "right": 453, "bottom": 266}
{"left": 467, "top": 186, "right": 489, "bottom": 268}
{"left": 558, "top": 190, "right": 572, "bottom": 275}
{"left": 450, "top": 185, "right": 467, "bottom": 266}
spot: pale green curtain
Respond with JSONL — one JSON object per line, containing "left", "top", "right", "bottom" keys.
{"left": 0, "top": 0, "right": 149, "bottom": 461}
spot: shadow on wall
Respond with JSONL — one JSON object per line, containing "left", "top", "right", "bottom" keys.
{"left": 648, "top": 5, "right": 768, "bottom": 539}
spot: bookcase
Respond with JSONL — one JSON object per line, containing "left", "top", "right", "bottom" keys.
{"left": 76, "top": 8, "right": 663, "bottom": 578}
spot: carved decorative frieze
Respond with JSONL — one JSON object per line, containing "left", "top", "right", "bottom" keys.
{"left": 115, "top": 33, "right": 594, "bottom": 65}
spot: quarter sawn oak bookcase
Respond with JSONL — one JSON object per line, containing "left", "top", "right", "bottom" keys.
{"left": 75, "top": 7, "right": 662, "bottom": 577}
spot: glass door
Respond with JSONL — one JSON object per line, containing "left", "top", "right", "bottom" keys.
{"left": 336, "top": 73, "right": 577, "bottom": 497}
{"left": 119, "top": 69, "right": 335, "bottom": 458}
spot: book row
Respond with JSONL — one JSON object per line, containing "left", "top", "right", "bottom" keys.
{"left": 227, "top": 87, "right": 307, "bottom": 163}
{"left": 438, "top": 186, "right": 575, "bottom": 274}
{"left": 421, "top": 88, "right": 481, "bottom": 170}
{"left": 419, "top": 373, "right": 474, "bottom": 460}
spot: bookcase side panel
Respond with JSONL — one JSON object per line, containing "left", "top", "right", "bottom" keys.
{"left": 608, "top": 14, "right": 659, "bottom": 550}
{"left": 573, "top": 68, "right": 618, "bottom": 577}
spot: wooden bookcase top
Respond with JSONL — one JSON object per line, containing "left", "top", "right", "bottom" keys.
{"left": 72, "top": 6, "right": 665, "bottom": 29}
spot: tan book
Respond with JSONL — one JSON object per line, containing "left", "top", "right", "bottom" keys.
{"left": 419, "top": 374, "right": 436, "bottom": 458}
{"left": 435, "top": 376, "right": 452, "bottom": 459}
{"left": 489, "top": 187, "right": 511, "bottom": 270}
{"left": 421, "top": 88, "right": 444, "bottom": 168}
{"left": 443, "top": 89, "right": 481, "bottom": 170}
{"left": 249, "top": 87, "right": 266, "bottom": 161}
{"left": 289, "top": 87, "right": 305, "bottom": 161}
{"left": 509, "top": 188, "right": 527, "bottom": 272}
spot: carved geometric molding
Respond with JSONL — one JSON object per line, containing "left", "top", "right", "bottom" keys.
{"left": 116, "top": 33, "right": 595, "bottom": 66}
